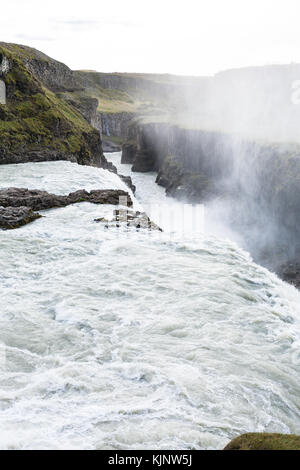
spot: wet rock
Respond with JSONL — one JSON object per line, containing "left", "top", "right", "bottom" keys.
{"left": 277, "top": 261, "right": 300, "bottom": 289}
{"left": 224, "top": 433, "right": 300, "bottom": 450}
{"left": 0, "top": 187, "right": 133, "bottom": 211}
{"left": 102, "top": 140, "right": 122, "bottom": 153}
{"left": 119, "top": 175, "right": 136, "bottom": 194}
{"left": 99, "top": 159, "right": 118, "bottom": 173}
{"left": 94, "top": 217, "right": 109, "bottom": 223}
{"left": 156, "top": 155, "right": 215, "bottom": 202}
{"left": 0, "top": 206, "right": 42, "bottom": 229}
{"left": 91, "top": 156, "right": 136, "bottom": 194}
{"left": 0, "top": 149, "right": 78, "bottom": 165}
{"left": 132, "top": 150, "right": 156, "bottom": 172}
{"left": 121, "top": 143, "right": 137, "bottom": 164}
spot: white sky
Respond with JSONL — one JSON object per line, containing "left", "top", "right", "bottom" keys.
{"left": 1, "top": 0, "right": 300, "bottom": 76}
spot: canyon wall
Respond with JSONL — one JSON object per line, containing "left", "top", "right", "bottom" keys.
{"left": 93, "top": 112, "right": 136, "bottom": 140}
{"left": 122, "top": 120, "right": 300, "bottom": 272}
{"left": 0, "top": 43, "right": 109, "bottom": 168}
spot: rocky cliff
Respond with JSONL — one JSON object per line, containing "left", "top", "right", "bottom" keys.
{"left": 75, "top": 64, "right": 300, "bottom": 145}
{"left": 72, "top": 70, "right": 193, "bottom": 148}
{"left": 4, "top": 43, "right": 84, "bottom": 93}
{"left": 121, "top": 119, "right": 300, "bottom": 277}
{"left": 93, "top": 111, "right": 136, "bottom": 140}
{"left": 0, "top": 43, "right": 107, "bottom": 167}
{"left": 2, "top": 41, "right": 300, "bottom": 281}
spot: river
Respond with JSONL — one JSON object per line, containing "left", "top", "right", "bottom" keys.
{"left": 0, "top": 153, "right": 299, "bottom": 449}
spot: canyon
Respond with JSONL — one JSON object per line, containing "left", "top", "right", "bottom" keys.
{"left": 1, "top": 43, "right": 300, "bottom": 449}
{"left": 1, "top": 42, "right": 300, "bottom": 285}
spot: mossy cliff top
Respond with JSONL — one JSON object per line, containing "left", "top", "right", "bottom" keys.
{"left": 74, "top": 70, "right": 182, "bottom": 116}
{"left": 224, "top": 433, "right": 300, "bottom": 450}
{"left": 0, "top": 43, "right": 104, "bottom": 166}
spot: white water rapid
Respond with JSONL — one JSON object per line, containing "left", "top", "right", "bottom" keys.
{"left": 0, "top": 154, "right": 299, "bottom": 449}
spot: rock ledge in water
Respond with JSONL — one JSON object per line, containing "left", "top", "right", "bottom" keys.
{"left": 0, "top": 188, "right": 133, "bottom": 211}
{"left": 0, "top": 206, "right": 42, "bottom": 229}
{"left": 224, "top": 433, "right": 300, "bottom": 450}
{"left": 0, "top": 188, "right": 133, "bottom": 229}
{"left": 119, "top": 175, "right": 136, "bottom": 194}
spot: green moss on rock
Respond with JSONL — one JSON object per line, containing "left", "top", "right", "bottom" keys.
{"left": 224, "top": 433, "right": 300, "bottom": 450}
{"left": 0, "top": 43, "right": 104, "bottom": 166}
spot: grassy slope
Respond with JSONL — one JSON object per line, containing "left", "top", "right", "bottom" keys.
{"left": 74, "top": 71, "right": 138, "bottom": 113}
{"left": 0, "top": 43, "right": 102, "bottom": 165}
{"left": 74, "top": 70, "right": 180, "bottom": 116}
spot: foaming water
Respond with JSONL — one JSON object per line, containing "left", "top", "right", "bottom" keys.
{"left": 0, "top": 157, "right": 300, "bottom": 449}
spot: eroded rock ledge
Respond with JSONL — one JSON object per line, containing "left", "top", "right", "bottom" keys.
{"left": 0, "top": 187, "right": 133, "bottom": 229}
{"left": 0, "top": 206, "right": 42, "bottom": 229}
{"left": 0, "top": 188, "right": 133, "bottom": 211}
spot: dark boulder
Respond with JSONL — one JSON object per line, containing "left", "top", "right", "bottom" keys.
{"left": 119, "top": 175, "right": 136, "bottom": 194}
{"left": 121, "top": 143, "right": 137, "bottom": 164}
{"left": 132, "top": 150, "right": 156, "bottom": 172}
{"left": 0, "top": 206, "right": 42, "bottom": 229}
{"left": 277, "top": 262, "right": 300, "bottom": 289}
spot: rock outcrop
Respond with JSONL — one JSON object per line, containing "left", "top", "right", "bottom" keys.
{"left": 277, "top": 262, "right": 300, "bottom": 289}
{"left": 224, "top": 433, "right": 300, "bottom": 450}
{"left": 121, "top": 142, "right": 138, "bottom": 164}
{"left": 0, "top": 188, "right": 133, "bottom": 212}
{"left": 0, "top": 187, "right": 134, "bottom": 230}
{"left": 3, "top": 43, "right": 84, "bottom": 93}
{"left": 95, "top": 112, "right": 136, "bottom": 140}
{"left": 102, "top": 139, "right": 122, "bottom": 153}
{"left": 0, "top": 187, "right": 165, "bottom": 231}
{"left": 0, "top": 43, "right": 106, "bottom": 168}
{"left": 0, "top": 206, "right": 42, "bottom": 229}
{"left": 118, "top": 175, "right": 136, "bottom": 194}
{"left": 121, "top": 119, "right": 300, "bottom": 283}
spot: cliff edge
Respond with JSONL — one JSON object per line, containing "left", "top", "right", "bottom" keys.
{"left": 0, "top": 43, "right": 107, "bottom": 167}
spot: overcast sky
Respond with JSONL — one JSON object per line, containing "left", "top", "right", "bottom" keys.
{"left": 1, "top": 0, "right": 300, "bottom": 76}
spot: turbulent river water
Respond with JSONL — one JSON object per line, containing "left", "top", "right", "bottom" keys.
{"left": 0, "top": 152, "right": 300, "bottom": 450}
